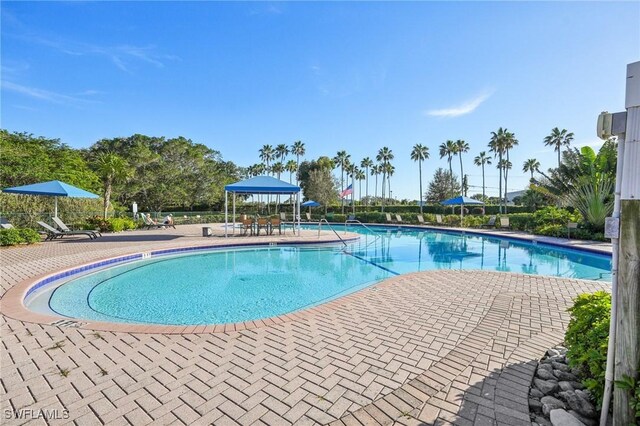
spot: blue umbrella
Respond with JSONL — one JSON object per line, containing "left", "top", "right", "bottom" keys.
{"left": 441, "top": 196, "right": 484, "bottom": 219}
{"left": 3, "top": 180, "right": 99, "bottom": 218}
{"left": 301, "top": 200, "right": 321, "bottom": 207}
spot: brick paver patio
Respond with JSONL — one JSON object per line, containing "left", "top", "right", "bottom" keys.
{"left": 0, "top": 225, "right": 609, "bottom": 425}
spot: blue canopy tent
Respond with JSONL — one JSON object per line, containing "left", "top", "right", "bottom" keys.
{"left": 2, "top": 180, "right": 99, "bottom": 218}
{"left": 441, "top": 196, "right": 484, "bottom": 220}
{"left": 224, "top": 176, "right": 302, "bottom": 237}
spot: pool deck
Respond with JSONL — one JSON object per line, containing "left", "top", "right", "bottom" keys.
{"left": 0, "top": 224, "right": 610, "bottom": 425}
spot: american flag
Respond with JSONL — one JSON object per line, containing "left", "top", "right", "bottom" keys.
{"left": 340, "top": 184, "right": 353, "bottom": 198}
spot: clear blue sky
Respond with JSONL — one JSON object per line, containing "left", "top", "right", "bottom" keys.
{"left": 2, "top": 1, "right": 638, "bottom": 199}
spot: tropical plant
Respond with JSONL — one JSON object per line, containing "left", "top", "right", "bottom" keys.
{"left": 489, "top": 128, "right": 509, "bottom": 213}
{"left": 544, "top": 127, "right": 574, "bottom": 168}
{"left": 454, "top": 140, "right": 469, "bottom": 195}
{"left": 371, "top": 164, "right": 381, "bottom": 201}
{"left": 360, "top": 157, "right": 374, "bottom": 204}
{"left": 523, "top": 158, "right": 540, "bottom": 180}
{"left": 567, "top": 179, "right": 614, "bottom": 230}
{"left": 94, "top": 152, "right": 129, "bottom": 218}
{"left": 355, "top": 169, "right": 366, "bottom": 202}
{"left": 333, "top": 151, "right": 351, "bottom": 213}
{"left": 439, "top": 140, "right": 457, "bottom": 196}
{"left": 502, "top": 132, "right": 518, "bottom": 213}
{"left": 474, "top": 151, "right": 492, "bottom": 209}
{"left": 285, "top": 160, "right": 297, "bottom": 183}
{"left": 259, "top": 145, "right": 275, "bottom": 174}
{"left": 291, "top": 140, "right": 305, "bottom": 183}
{"left": 275, "top": 144, "right": 289, "bottom": 165}
{"left": 411, "top": 144, "right": 430, "bottom": 213}
{"left": 376, "top": 147, "right": 394, "bottom": 210}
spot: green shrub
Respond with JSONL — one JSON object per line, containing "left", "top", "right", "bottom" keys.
{"left": 615, "top": 373, "right": 640, "bottom": 420}
{"left": 18, "top": 228, "right": 41, "bottom": 244}
{"left": 0, "top": 228, "right": 41, "bottom": 246}
{"left": 565, "top": 291, "right": 611, "bottom": 407}
{"left": 85, "top": 216, "right": 138, "bottom": 232}
{"left": 535, "top": 223, "right": 565, "bottom": 237}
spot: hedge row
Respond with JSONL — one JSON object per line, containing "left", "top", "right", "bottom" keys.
{"left": 0, "top": 228, "right": 41, "bottom": 246}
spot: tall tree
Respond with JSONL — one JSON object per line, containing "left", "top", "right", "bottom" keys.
{"left": 523, "top": 158, "right": 541, "bottom": 180}
{"left": 94, "top": 152, "right": 129, "bottom": 218}
{"left": 410, "top": 144, "right": 430, "bottom": 213}
{"left": 333, "top": 150, "right": 351, "bottom": 213}
{"left": 360, "top": 157, "right": 374, "bottom": 204}
{"left": 454, "top": 139, "right": 469, "bottom": 195}
{"left": 489, "top": 128, "right": 508, "bottom": 213}
{"left": 345, "top": 163, "right": 357, "bottom": 213}
{"left": 502, "top": 132, "right": 518, "bottom": 214}
{"left": 259, "top": 145, "right": 274, "bottom": 174}
{"left": 285, "top": 160, "right": 297, "bottom": 183}
{"left": 355, "top": 169, "right": 366, "bottom": 203}
{"left": 544, "top": 127, "right": 574, "bottom": 168}
{"left": 291, "top": 141, "right": 305, "bottom": 184}
{"left": 426, "top": 168, "right": 459, "bottom": 203}
{"left": 371, "top": 164, "right": 380, "bottom": 202}
{"left": 305, "top": 169, "right": 338, "bottom": 214}
{"left": 376, "top": 147, "right": 394, "bottom": 212}
{"left": 439, "top": 140, "right": 457, "bottom": 196}
{"left": 385, "top": 163, "right": 395, "bottom": 203}
{"left": 474, "top": 151, "right": 492, "bottom": 206}
{"left": 275, "top": 144, "right": 289, "bottom": 165}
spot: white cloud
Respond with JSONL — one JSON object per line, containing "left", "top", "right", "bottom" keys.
{"left": 1, "top": 80, "right": 97, "bottom": 106}
{"left": 425, "top": 90, "right": 494, "bottom": 118}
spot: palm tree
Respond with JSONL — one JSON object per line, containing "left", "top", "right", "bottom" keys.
{"left": 275, "top": 144, "right": 289, "bottom": 165}
{"left": 259, "top": 145, "right": 274, "bottom": 174}
{"left": 474, "top": 151, "right": 492, "bottom": 205}
{"left": 439, "top": 140, "right": 457, "bottom": 196}
{"left": 371, "top": 164, "right": 381, "bottom": 203}
{"left": 454, "top": 139, "right": 470, "bottom": 195}
{"left": 498, "top": 159, "right": 512, "bottom": 208}
{"left": 345, "top": 163, "right": 358, "bottom": 213}
{"left": 376, "top": 147, "right": 394, "bottom": 211}
{"left": 360, "top": 157, "right": 374, "bottom": 204}
{"left": 285, "top": 160, "right": 297, "bottom": 183}
{"left": 502, "top": 132, "right": 518, "bottom": 214}
{"left": 544, "top": 127, "right": 574, "bottom": 168}
{"left": 410, "top": 144, "right": 430, "bottom": 213}
{"left": 523, "top": 158, "right": 540, "bottom": 180}
{"left": 271, "top": 162, "right": 284, "bottom": 180}
{"left": 385, "top": 163, "right": 395, "bottom": 203}
{"left": 291, "top": 141, "right": 305, "bottom": 184}
{"left": 95, "top": 152, "right": 129, "bottom": 218}
{"left": 333, "top": 151, "right": 351, "bottom": 213}
{"left": 488, "top": 128, "right": 508, "bottom": 213}
{"left": 355, "top": 169, "right": 366, "bottom": 203}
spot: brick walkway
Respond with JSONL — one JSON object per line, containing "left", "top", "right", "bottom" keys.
{"left": 0, "top": 225, "right": 609, "bottom": 425}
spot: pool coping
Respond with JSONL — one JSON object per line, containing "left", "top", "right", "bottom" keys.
{"left": 1, "top": 225, "right": 610, "bottom": 334}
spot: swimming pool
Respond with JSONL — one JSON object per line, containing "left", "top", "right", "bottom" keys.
{"left": 26, "top": 225, "right": 611, "bottom": 325}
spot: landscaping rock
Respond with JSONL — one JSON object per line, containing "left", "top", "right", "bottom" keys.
{"left": 530, "top": 398, "right": 543, "bottom": 413}
{"left": 568, "top": 410, "right": 597, "bottom": 426}
{"left": 547, "top": 348, "right": 561, "bottom": 357}
{"left": 558, "top": 391, "right": 597, "bottom": 419}
{"left": 537, "top": 368, "right": 557, "bottom": 381}
{"left": 550, "top": 408, "right": 586, "bottom": 426}
{"left": 535, "top": 416, "right": 553, "bottom": 426}
{"left": 552, "top": 361, "right": 571, "bottom": 372}
{"left": 530, "top": 388, "right": 545, "bottom": 398}
{"left": 558, "top": 381, "right": 575, "bottom": 392}
{"left": 574, "top": 390, "right": 592, "bottom": 401}
{"left": 570, "top": 381, "right": 585, "bottom": 390}
{"left": 553, "top": 370, "right": 579, "bottom": 382}
{"left": 542, "top": 396, "right": 566, "bottom": 416}
{"left": 538, "top": 363, "right": 553, "bottom": 372}
{"left": 534, "top": 378, "right": 559, "bottom": 395}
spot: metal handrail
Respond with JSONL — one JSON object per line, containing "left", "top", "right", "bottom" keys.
{"left": 344, "top": 219, "right": 384, "bottom": 251}
{"left": 318, "top": 219, "right": 348, "bottom": 246}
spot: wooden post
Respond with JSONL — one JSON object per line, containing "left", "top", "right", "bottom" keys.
{"left": 613, "top": 61, "right": 640, "bottom": 426}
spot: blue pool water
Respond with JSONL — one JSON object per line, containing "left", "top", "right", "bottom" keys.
{"left": 37, "top": 226, "right": 611, "bottom": 325}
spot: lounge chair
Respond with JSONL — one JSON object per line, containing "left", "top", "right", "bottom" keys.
{"left": 385, "top": 213, "right": 395, "bottom": 224}
{"left": 280, "top": 212, "right": 287, "bottom": 222}
{"left": 479, "top": 215, "right": 497, "bottom": 229}
{"left": 346, "top": 215, "right": 356, "bottom": 222}
{"left": 142, "top": 214, "right": 166, "bottom": 230}
{"left": 305, "top": 212, "right": 313, "bottom": 222}
{"left": 269, "top": 218, "right": 282, "bottom": 235}
{"left": 395, "top": 214, "right": 404, "bottom": 224}
{"left": 53, "top": 216, "right": 101, "bottom": 238}
{"left": 0, "top": 218, "right": 14, "bottom": 229}
{"left": 256, "top": 218, "right": 269, "bottom": 235}
{"left": 435, "top": 214, "right": 444, "bottom": 225}
{"left": 499, "top": 217, "right": 511, "bottom": 229}
{"left": 38, "top": 221, "right": 96, "bottom": 240}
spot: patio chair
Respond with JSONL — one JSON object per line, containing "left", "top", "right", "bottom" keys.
{"left": 385, "top": 213, "right": 395, "bottom": 224}
{"left": 395, "top": 214, "right": 405, "bottom": 224}
{"left": 269, "top": 217, "right": 282, "bottom": 235}
{"left": 346, "top": 215, "right": 356, "bottom": 222}
{"left": 305, "top": 212, "right": 313, "bottom": 222}
{"left": 52, "top": 216, "right": 101, "bottom": 238}
{"left": 256, "top": 218, "right": 269, "bottom": 235}
{"left": 417, "top": 214, "right": 430, "bottom": 225}
{"left": 241, "top": 218, "right": 253, "bottom": 236}
{"left": 279, "top": 212, "right": 287, "bottom": 222}
{"left": 38, "top": 221, "right": 96, "bottom": 240}
{"left": 0, "top": 218, "right": 14, "bottom": 229}
{"left": 142, "top": 214, "right": 166, "bottom": 230}
{"left": 479, "top": 215, "right": 497, "bottom": 229}
{"left": 435, "top": 214, "right": 444, "bottom": 225}
{"left": 499, "top": 217, "right": 511, "bottom": 229}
